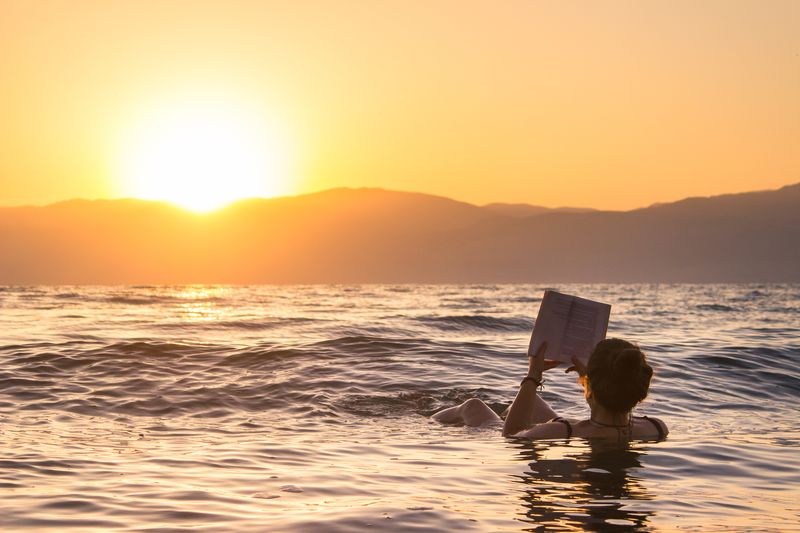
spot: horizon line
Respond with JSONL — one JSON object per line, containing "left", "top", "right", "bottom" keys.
{"left": 1, "top": 180, "right": 797, "bottom": 214}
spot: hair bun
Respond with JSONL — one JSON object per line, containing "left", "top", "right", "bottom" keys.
{"left": 586, "top": 338, "right": 654, "bottom": 413}
{"left": 614, "top": 348, "right": 645, "bottom": 376}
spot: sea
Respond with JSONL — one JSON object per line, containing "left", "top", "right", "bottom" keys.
{"left": 0, "top": 284, "right": 798, "bottom": 532}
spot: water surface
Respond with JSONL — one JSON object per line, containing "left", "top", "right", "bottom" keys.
{"left": 1, "top": 284, "right": 798, "bottom": 531}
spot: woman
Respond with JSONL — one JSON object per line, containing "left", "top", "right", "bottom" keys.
{"left": 432, "top": 338, "right": 668, "bottom": 440}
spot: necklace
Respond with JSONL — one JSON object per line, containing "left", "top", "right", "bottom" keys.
{"left": 590, "top": 416, "right": 632, "bottom": 441}
{"left": 589, "top": 417, "right": 631, "bottom": 428}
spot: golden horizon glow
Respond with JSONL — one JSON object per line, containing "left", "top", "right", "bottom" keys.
{"left": 118, "top": 97, "right": 291, "bottom": 212}
{"left": 1, "top": 2, "right": 798, "bottom": 210}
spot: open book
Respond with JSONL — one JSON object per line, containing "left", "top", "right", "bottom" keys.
{"left": 528, "top": 290, "right": 611, "bottom": 364}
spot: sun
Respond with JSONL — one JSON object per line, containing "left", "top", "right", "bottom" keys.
{"left": 119, "top": 99, "right": 290, "bottom": 212}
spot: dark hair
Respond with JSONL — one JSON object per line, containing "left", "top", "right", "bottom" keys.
{"left": 586, "top": 338, "right": 653, "bottom": 413}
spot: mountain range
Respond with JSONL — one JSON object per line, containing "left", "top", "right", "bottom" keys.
{"left": 1, "top": 184, "right": 798, "bottom": 283}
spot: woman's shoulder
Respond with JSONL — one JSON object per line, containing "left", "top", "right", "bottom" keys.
{"left": 511, "top": 416, "right": 669, "bottom": 441}
{"left": 512, "top": 418, "right": 575, "bottom": 440}
{"left": 635, "top": 415, "right": 669, "bottom": 439}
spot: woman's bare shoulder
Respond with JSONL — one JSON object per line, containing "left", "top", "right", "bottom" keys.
{"left": 512, "top": 420, "right": 572, "bottom": 440}
{"left": 636, "top": 416, "right": 669, "bottom": 438}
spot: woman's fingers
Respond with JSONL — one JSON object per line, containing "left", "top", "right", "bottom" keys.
{"left": 569, "top": 356, "right": 587, "bottom": 376}
{"left": 543, "top": 360, "right": 561, "bottom": 371}
{"left": 527, "top": 344, "right": 560, "bottom": 377}
{"left": 535, "top": 341, "right": 548, "bottom": 359}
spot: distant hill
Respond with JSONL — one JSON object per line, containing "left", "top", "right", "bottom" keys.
{"left": 482, "top": 203, "right": 596, "bottom": 218}
{"left": 0, "top": 184, "right": 798, "bottom": 283}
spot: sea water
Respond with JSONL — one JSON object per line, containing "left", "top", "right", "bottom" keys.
{"left": 0, "top": 284, "right": 798, "bottom": 531}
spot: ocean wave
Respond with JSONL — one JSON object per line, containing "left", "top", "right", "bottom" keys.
{"left": 335, "top": 388, "right": 509, "bottom": 418}
{"left": 105, "top": 294, "right": 227, "bottom": 306}
{"left": 510, "top": 296, "right": 542, "bottom": 303}
{"left": 156, "top": 317, "right": 319, "bottom": 331}
{"left": 695, "top": 303, "right": 737, "bottom": 312}
{"left": 53, "top": 292, "right": 82, "bottom": 299}
{"left": 0, "top": 332, "right": 517, "bottom": 419}
{"left": 337, "top": 392, "right": 431, "bottom": 418}
{"left": 218, "top": 346, "right": 310, "bottom": 369}
{"left": 416, "top": 314, "right": 532, "bottom": 332}
{"left": 333, "top": 325, "right": 420, "bottom": 337}
{"left": 385, "top": 286, "right": 413, "bottom": 293}
{"left": 106, "top": 296, "right": 162, "bottom": 305}
{"left": 734, "top": 290, "right": 768, "bottom": 301}
{"left": 313, "top": 334, "right": 411, "bottom": 349}
{"left": 96, "top": 340, "right": 219, "bottom": 356}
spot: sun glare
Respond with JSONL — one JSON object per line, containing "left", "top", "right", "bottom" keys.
{"left": 120, "top": 99, "right": 290, "bottom": 212}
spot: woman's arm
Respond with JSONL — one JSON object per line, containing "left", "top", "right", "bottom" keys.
{"left": 502, "top": 342, "right": 558, "bottom": 436}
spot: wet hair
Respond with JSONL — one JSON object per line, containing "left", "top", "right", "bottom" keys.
{"left": 586, "top": 338, "right": 653, "bottom": 414}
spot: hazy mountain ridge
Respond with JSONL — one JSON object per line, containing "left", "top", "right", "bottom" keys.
{"left": 0, "top": 184, "right": 798, "bottom": 283}
{"left": 482, "top": 203, "right": 596, "bottom": 218}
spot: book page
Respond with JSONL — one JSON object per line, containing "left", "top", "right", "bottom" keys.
{"left": 528, "top": 291, "right": 611, "bottom": 364}
{"left": 527, "top": 291, "right": 571, "bottom": 363}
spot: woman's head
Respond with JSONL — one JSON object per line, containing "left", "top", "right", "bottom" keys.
{"left": 585, "top": 338, "right": 653, "bottom": 414}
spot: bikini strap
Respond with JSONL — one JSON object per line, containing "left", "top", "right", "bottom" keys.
{"left": 549, "top": 416, "right": 573, "bottom": 439}
{"left": 641, "top": 415, "right": 666, "bottom": 440}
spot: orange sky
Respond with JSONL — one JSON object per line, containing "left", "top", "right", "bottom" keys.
{"left": 0, "top": 0, "right": 798, "bottom": 210}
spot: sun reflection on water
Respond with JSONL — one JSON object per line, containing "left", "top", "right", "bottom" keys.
{"left": 173, "top": 286, "right": 232, "bottom": 322}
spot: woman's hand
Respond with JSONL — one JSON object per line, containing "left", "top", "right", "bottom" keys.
{"left": 527, "top": 341, "right": 561, "bottom": 380}
{"left": 566, "top": 356, "right": 587, "bottom": 377}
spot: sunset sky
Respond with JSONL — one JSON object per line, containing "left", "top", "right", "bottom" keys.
{"left": 1, "top": 0, "right": 798, "bottom": 211}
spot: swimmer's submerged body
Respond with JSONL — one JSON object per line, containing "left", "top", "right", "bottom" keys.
{"left": 432, "top": 338, "right": 669, "bottom": 441}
